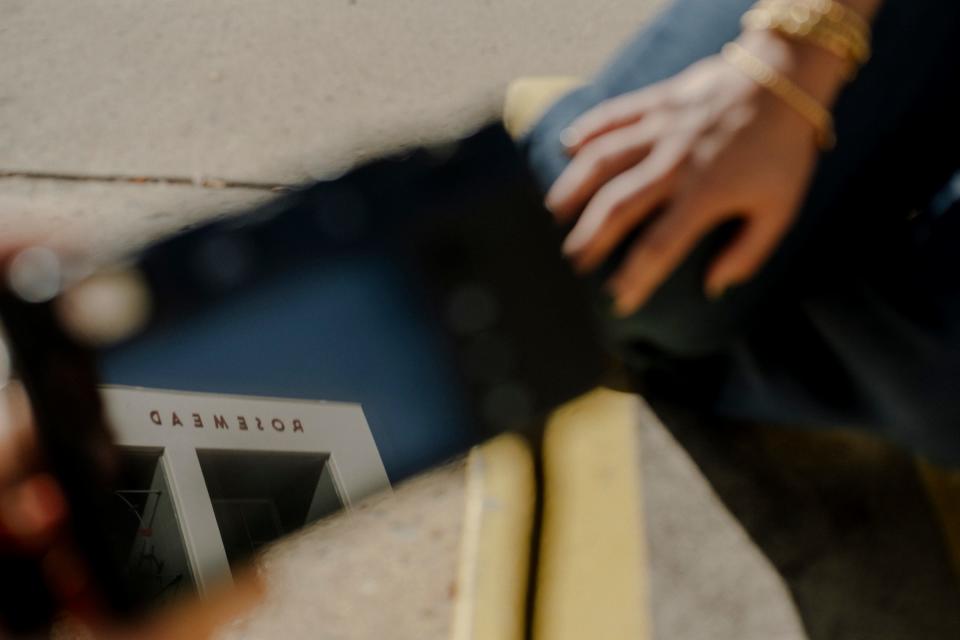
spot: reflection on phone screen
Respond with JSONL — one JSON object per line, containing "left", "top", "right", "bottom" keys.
{"left": 0, "top": 124, "right": 604, "bottom": 630}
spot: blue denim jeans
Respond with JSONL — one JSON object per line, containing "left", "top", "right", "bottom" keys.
{"left": 525, "top": 0, "right": 960, "bottom": 463}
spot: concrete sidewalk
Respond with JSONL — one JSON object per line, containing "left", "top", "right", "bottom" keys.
{"left": 2, "top": 0, "right": 657, "bottom": 255}
{"left": 1, "top": 1, "right": 894, "bottom": 638}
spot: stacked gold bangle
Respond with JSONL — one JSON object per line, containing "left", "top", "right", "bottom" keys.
{"left": 724, "top": 0, "right": 872, "bottom": 150}
{"left": 742, "top": 0, "right": 872, "bottom": 78}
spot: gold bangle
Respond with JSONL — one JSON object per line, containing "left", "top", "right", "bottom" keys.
{"left": 745, "top": 1, "right": 871, "bottom": 62}
{"left": 743, "top": 8, "right": 869, "bottom": 68}
{"left": 755, "top": 0, "right": 871, "bottom": 39}
{"left": 743, "top": 0, "right": 871, "bottom": 73}
{"left": 722, "top": 42, "right": 836, "bottom": 149}
{"left": 768, "top": 0, "right": 870, "bottom": 59}
{"left": 798, "top": 0, "right": 870, "bottom": 37}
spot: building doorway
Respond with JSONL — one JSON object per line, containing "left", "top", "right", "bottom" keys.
{"left": 110, "top": 449, "right": 194, "bottom": 606}
{"left": 196, "top": 450, "right": 343, "bottom": 568}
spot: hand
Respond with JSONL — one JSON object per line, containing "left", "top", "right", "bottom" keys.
{"left": 0, "top": 249, "right": 260, "bottom": 638}
{"left": 546, "top": 33, "right": 846, "bottom": 315}
{"left": 0, "top": 381, "right": 84, "bottom": 638}
{"left": 0, "top": 383, "right": 66, "bottom": 554}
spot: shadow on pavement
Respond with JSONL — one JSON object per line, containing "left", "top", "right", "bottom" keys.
{"left": 651, "top": 400, "right": 960, "bottom": 640}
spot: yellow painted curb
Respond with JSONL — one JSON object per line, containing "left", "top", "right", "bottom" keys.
{"left": 451, "top": 433, "right": 536, "bottom": 640}
{"left": 503, "top": 76, "right": 584, "bottom": 139}
{"left": 534, "top": 388, "right": 652, "bottom": 640}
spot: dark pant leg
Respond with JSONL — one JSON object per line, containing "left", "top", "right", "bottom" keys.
{"left": 526, "top": 0, "right": 960, "bottom": 355}
{"left": 525, "top": 0, "right": 960, "bottom": 457}
{"left": 702, "top": 1, "right": 960, "bottom": 462}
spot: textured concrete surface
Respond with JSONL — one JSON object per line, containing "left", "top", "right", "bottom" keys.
{"left": 1, "top": 0, "right": 658, "bottom": 184}
{"left": 4, "top": 1, "right": 956, "bottom": 638}
{"left": 639, "top": 416, "right": 804, "bottom": 640}
{"left": 0, "top": 177, "right": 272, "bottom": 259}
{"left": 212, "top": 411, "right": 808, "bottom": 640}
{"left": 220, "top": 463, "right": 468, "bottom": 640}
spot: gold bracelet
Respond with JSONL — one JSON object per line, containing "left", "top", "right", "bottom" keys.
{"left": 743, "top": 8, "right": 869, "bottom": 69}
{"left": 771, "top": 0, "right": 870, "bottom": 59}
{"left": 722, "top": 42, "right": 836, "bottom": 149}
{"left": 754, "top": 0, "right": 871, "bottom": 45}
{"left": 743, "top": 0, "right": 871, "bottom": 75}
{"left": 746, "top": 0, "right": 871, "bottom": 62}
{"left": 799, "top": 0, "right": 870, "bottom": 37}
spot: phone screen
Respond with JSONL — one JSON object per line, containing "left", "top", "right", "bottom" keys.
{"left": 0, "top": 123, "right": 605, "bottom": 632}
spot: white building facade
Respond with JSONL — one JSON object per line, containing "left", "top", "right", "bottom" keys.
{"left": 101, "top": 386, "right": 390, "bottom": 596}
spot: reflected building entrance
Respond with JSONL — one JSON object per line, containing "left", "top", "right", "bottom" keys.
{"left": 100, "top": 387, "right": 390, "bottom": 591}
{"left": 110, "top": 449, "right": 194, "bottom": 606}
{"left": 197, "top": 450, "right": 343, "bottom": 568}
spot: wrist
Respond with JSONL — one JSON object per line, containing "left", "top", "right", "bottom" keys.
{"left": 736, "top": 29, "right": 849, "bottom": 107}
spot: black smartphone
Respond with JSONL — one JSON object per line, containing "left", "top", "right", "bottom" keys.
{"left": 0, "top": 123, "right": 607, "bottom": 634}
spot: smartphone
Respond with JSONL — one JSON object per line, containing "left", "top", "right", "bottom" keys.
{"left": 0, "top": 123, "right": 607, "bottom": 634}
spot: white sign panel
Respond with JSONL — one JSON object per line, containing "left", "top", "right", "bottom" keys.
{"left": 99, "top": 386, "right": 390, "bottom": 590}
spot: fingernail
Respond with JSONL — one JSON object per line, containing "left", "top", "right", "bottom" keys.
{"left": 706, "top": 282, "right": 728, "bottom": 301}
{"left": 613, "top": 295, "right": 637, "bottom": 317}
{"left": 572, "top": 259, "right": 595, "bottom": 275}
{"left": 559, "top": 127, "right": 581, "bottom": 150}
{"left": 561, "top": 232, "right": 582, "bottom": 256}
{"left": 604, "top": 276, "right": 621, "bottom": 297}
{"left": 609, "top": 281, "right": 638, "bottom": 316}
{"left": 544, "top": 198, "right": 558, "bottom": 218}
{"left": 544, "top": 188, "right": 565, "bottom": 219}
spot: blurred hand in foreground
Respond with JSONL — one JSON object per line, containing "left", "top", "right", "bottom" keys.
{"left": 0, "top": 383, "right": 66, "bottom": 554}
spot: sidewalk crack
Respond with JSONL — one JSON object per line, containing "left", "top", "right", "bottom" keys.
{"left": 0, "top": 170, "right": 289, "bottom": 192}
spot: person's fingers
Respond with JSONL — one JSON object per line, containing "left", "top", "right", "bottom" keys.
{"left": 561, "top": 145, "right": 685, "bottom": 272}
{"left": 2, "top": 391, "right": 38, "bottom": 481}
{"left": 545, "top": 120, "right": 660, "bottom": 222}
{"left": 0, "top": 380, "right": 60, "bottom": 550}
{"left": 561, "top": 85, "right": 666, "bottom": 154}
{"left": 0, "top": 383, "right": 38, "bottom": 489}
{"left": 41, "top": 541, "right": 97, "bottom": 616}
{"left": 608, "top": 192, "right": 724, "bottom": 315}
{"left": 703, "top": 208, "right": 791, "bottom": 299}
{"left": 0, "top": 473, "right": 67, "bottom": 549}
{"left": 6, "top": 382, "right": 37, "bottom": 450}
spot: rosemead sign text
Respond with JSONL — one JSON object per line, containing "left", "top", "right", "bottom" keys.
{"left": 148, "top": 409, "right": 305, "bottom": 433}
